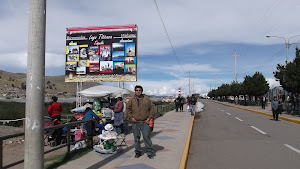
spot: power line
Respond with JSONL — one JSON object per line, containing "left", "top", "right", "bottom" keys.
{"left": 239, "top": 48, "right": 284, "bottom": 75}
{"left": 237, "top": 0, "right": 281, "bottom": 54}
{"left": 152, "top": 0, "right": 186, "bottom": 72}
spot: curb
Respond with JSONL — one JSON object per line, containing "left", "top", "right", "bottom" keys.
{"left": 179, "top": 103, "right": 197, "bottom": 169}
{"left": 214, "top": 101, "right": 300, "bottom": 125}
{"left": 179, "top": 115, "right": 194, "bottom": 169}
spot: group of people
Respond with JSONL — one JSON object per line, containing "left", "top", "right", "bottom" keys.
{"left": 271, "top": 93, "right": 300, "bottom": 121}
{"left": 47, "top": 85, "right": 156, "bottom": 159}
{"left": 287, "top": 93, "right": 300, "bottom": 115}
{"left": 81, "top": 94, "right": 126, "bottom": 137}
{"left": 174, "top": 96, "right": 185, "bottom": 112}
{"left": 174, "top": 95, "right": 197, "bottom": 116}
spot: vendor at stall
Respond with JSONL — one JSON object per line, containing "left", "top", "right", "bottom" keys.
{"left": 110, "top": 94, "right": 124, "bottom": 135}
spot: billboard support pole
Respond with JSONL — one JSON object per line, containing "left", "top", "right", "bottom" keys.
{"left": 76, "top": 82, "right": 83, "bottom": 107}
{"left": 24, "top": 0, "right": 46, "bottom": 168}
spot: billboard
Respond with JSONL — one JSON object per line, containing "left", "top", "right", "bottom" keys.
{"left": 65, "top": 25, "right": 138, "bottom": 82}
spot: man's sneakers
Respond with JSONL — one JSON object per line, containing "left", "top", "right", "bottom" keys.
{"left": 135, "top": 153, "right": 141, "bottom": 158}
{"left": 148, "top": 154, "right": 154, "bottom": 159}
{"left": 135, "top": 153, "right": 154, "bottom": 159}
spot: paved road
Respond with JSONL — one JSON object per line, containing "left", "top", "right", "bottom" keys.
{"left": 187, "top": 99, "right": 300, "bottom": 169}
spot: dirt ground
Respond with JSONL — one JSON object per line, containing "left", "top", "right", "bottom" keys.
{"left": 1, "top": 125, "right": 67, "bottom": 169}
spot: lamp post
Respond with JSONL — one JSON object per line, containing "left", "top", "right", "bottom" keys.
{"left": 266, "top": 35, "right": 300, "bottom": 63}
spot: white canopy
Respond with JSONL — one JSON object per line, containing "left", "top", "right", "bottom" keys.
{"left": 78, "top": 85, "right": 129, "bottom": 98}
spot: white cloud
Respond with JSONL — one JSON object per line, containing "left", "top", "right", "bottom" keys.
{"left": 266, "top": 78, "right": 280, "bottom": 89}
{"left": 0, "top": 51, "right": 65, "bottom": 69}
{"left": 45, "top": 52, "right": 65, "bottom": 68}
{"left": 124, "top": 77, "right": 212, "bottom": 96}
{"left": 139, "top": 63, "right": 219, "bottom": 73}
{"left": 0, "top": 52, "right": 27, "bottom": 68}
{"left": 0, "top": 0, "right": 298, "bottom": 97}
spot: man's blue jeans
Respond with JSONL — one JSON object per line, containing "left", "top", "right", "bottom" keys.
{"left": 190, "top": 105, "right": 195, "bottom": 115}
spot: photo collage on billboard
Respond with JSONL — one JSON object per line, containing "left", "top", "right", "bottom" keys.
{"left": 65, "top": 25, "right": 138, "bottom": 82}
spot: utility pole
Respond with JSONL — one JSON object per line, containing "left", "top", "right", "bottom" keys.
{"left": 24, "top": 0, "right": 46, "bottom": 169}
{"left": 231, "top": 50, "right": 240, "bottom": 82}
{"left": 189, "top": 71, "right": 190, "bottom": 96}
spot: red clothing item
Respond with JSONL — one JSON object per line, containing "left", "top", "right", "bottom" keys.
{"left": 187, "top": 99, "right": 191, "bottom": 105}
{"left": 48, "top": 102, "right": 62, "bottom": 117}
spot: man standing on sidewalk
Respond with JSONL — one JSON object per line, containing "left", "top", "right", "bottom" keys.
{"left": 127, "top": 85, "right": 155, "bottom": 159}
{"left": 271, "top": 96, "right": 280, "bottom": 121}
{"left": 260, "top": 95, "right": 266, "bottom": 109}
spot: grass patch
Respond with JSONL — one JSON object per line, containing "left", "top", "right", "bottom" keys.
{"left": 44, "top": 147, "right": 92, "bottom": 169}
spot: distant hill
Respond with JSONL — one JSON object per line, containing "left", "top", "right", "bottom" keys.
{"left": 0, "top": 70, "right": 99, "bottom": 99}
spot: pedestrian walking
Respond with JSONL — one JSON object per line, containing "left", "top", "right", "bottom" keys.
{"left": 278, "top": 95, "right": 283, "bottom": 115}
{"left": 186, "top": 96, "right": 191, "bottom": 112}
{"left": 190, "top": 94, "right": 197, "bottom": 116}
{"left": 291, "top": 93, "right": 296, "bottom": 111}
{"left": 260, "top": 95, "right": 266, "bottom": 109}
{"left": 126, "top": 85, "right": 155, "bottom": 159}
{"left": 287, "top": 94, "right": 293, "bottom": 114}
{"left": 271, "top": 96, "right": 280, "bottom": 121}
{"left": 296, "top": 93, "right": 299, "bottom": 114}
{"left": 179, "top": 96, "right": 184, "bottom": 112}
{"left": 174, "top": 97, "right": 180, "bottom": 112}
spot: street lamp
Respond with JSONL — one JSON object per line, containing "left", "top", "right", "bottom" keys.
{"left": 266, "top": 34, "right": 300, "bottom": 63}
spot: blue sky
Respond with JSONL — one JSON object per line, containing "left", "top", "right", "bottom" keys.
{"left": 1, "top": 0, "right": 300, "bottom": 96}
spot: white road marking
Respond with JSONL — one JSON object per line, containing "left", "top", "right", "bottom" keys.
{"left": 226, "top": 113, "right": 231, "bottom": 115}
{"left": 235, "top": 117, "right": 243, "bottom": 121}
{"left": 250, "top": 126, "right": 267, "bottom": 135}
{"left": 221, "top": 110, "right": 224, "bottom": 112}
{"left": 284, "top": 144, "right": 300, "bottom": 154}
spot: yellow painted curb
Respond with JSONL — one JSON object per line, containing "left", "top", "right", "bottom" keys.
{"left": 214, "top": 101, "right": 300, "bottom": 125}
{"left": 179, "top": 102, "right": 197, "bottom": 169}
{"left": 179, "top": 115, "right": 194, "bottom": 169}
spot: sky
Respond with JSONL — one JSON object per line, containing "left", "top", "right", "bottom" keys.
{"left": 1, "top": 0, "right": 300, "bottom": 96}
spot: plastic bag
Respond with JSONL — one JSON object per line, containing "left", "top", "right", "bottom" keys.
{"left": 93, "top": 99, "right": 101, "bottom": 111}
{"left": 187, "top": 105, "right": 190, "bottom": 110}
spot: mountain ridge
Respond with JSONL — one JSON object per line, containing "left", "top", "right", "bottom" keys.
{"left": 0, "top": 70, "right": 100, "bottom": 99}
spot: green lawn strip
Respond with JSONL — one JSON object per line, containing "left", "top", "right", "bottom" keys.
{"left": 44, "top": 147, "right": 92, "bottom": 169}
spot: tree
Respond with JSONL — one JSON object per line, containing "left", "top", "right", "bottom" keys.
{"left": 243, "top": 72, "right": 269, "bottom": 102}
{"left": 230, "top": 81, "right": 242, "bottom": 97}
{"left": 251, "top": 72, "right": 269, "bottom": 101}
{"left": 274, "top": 48, "right": 300, "bottom": 93}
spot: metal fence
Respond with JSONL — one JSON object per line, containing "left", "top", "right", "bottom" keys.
{"left": 0, "top": 119, "right": 95, "bottom": 169}
{"left": 0, "top": 103, "right": 175, "bottom": 168}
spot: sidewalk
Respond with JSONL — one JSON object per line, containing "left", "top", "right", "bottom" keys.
{"left": 215, "top": 101, "right": 300, "bottom": 124}
{"left": 58, "top": 105, "right": 194, "bottom": 169}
